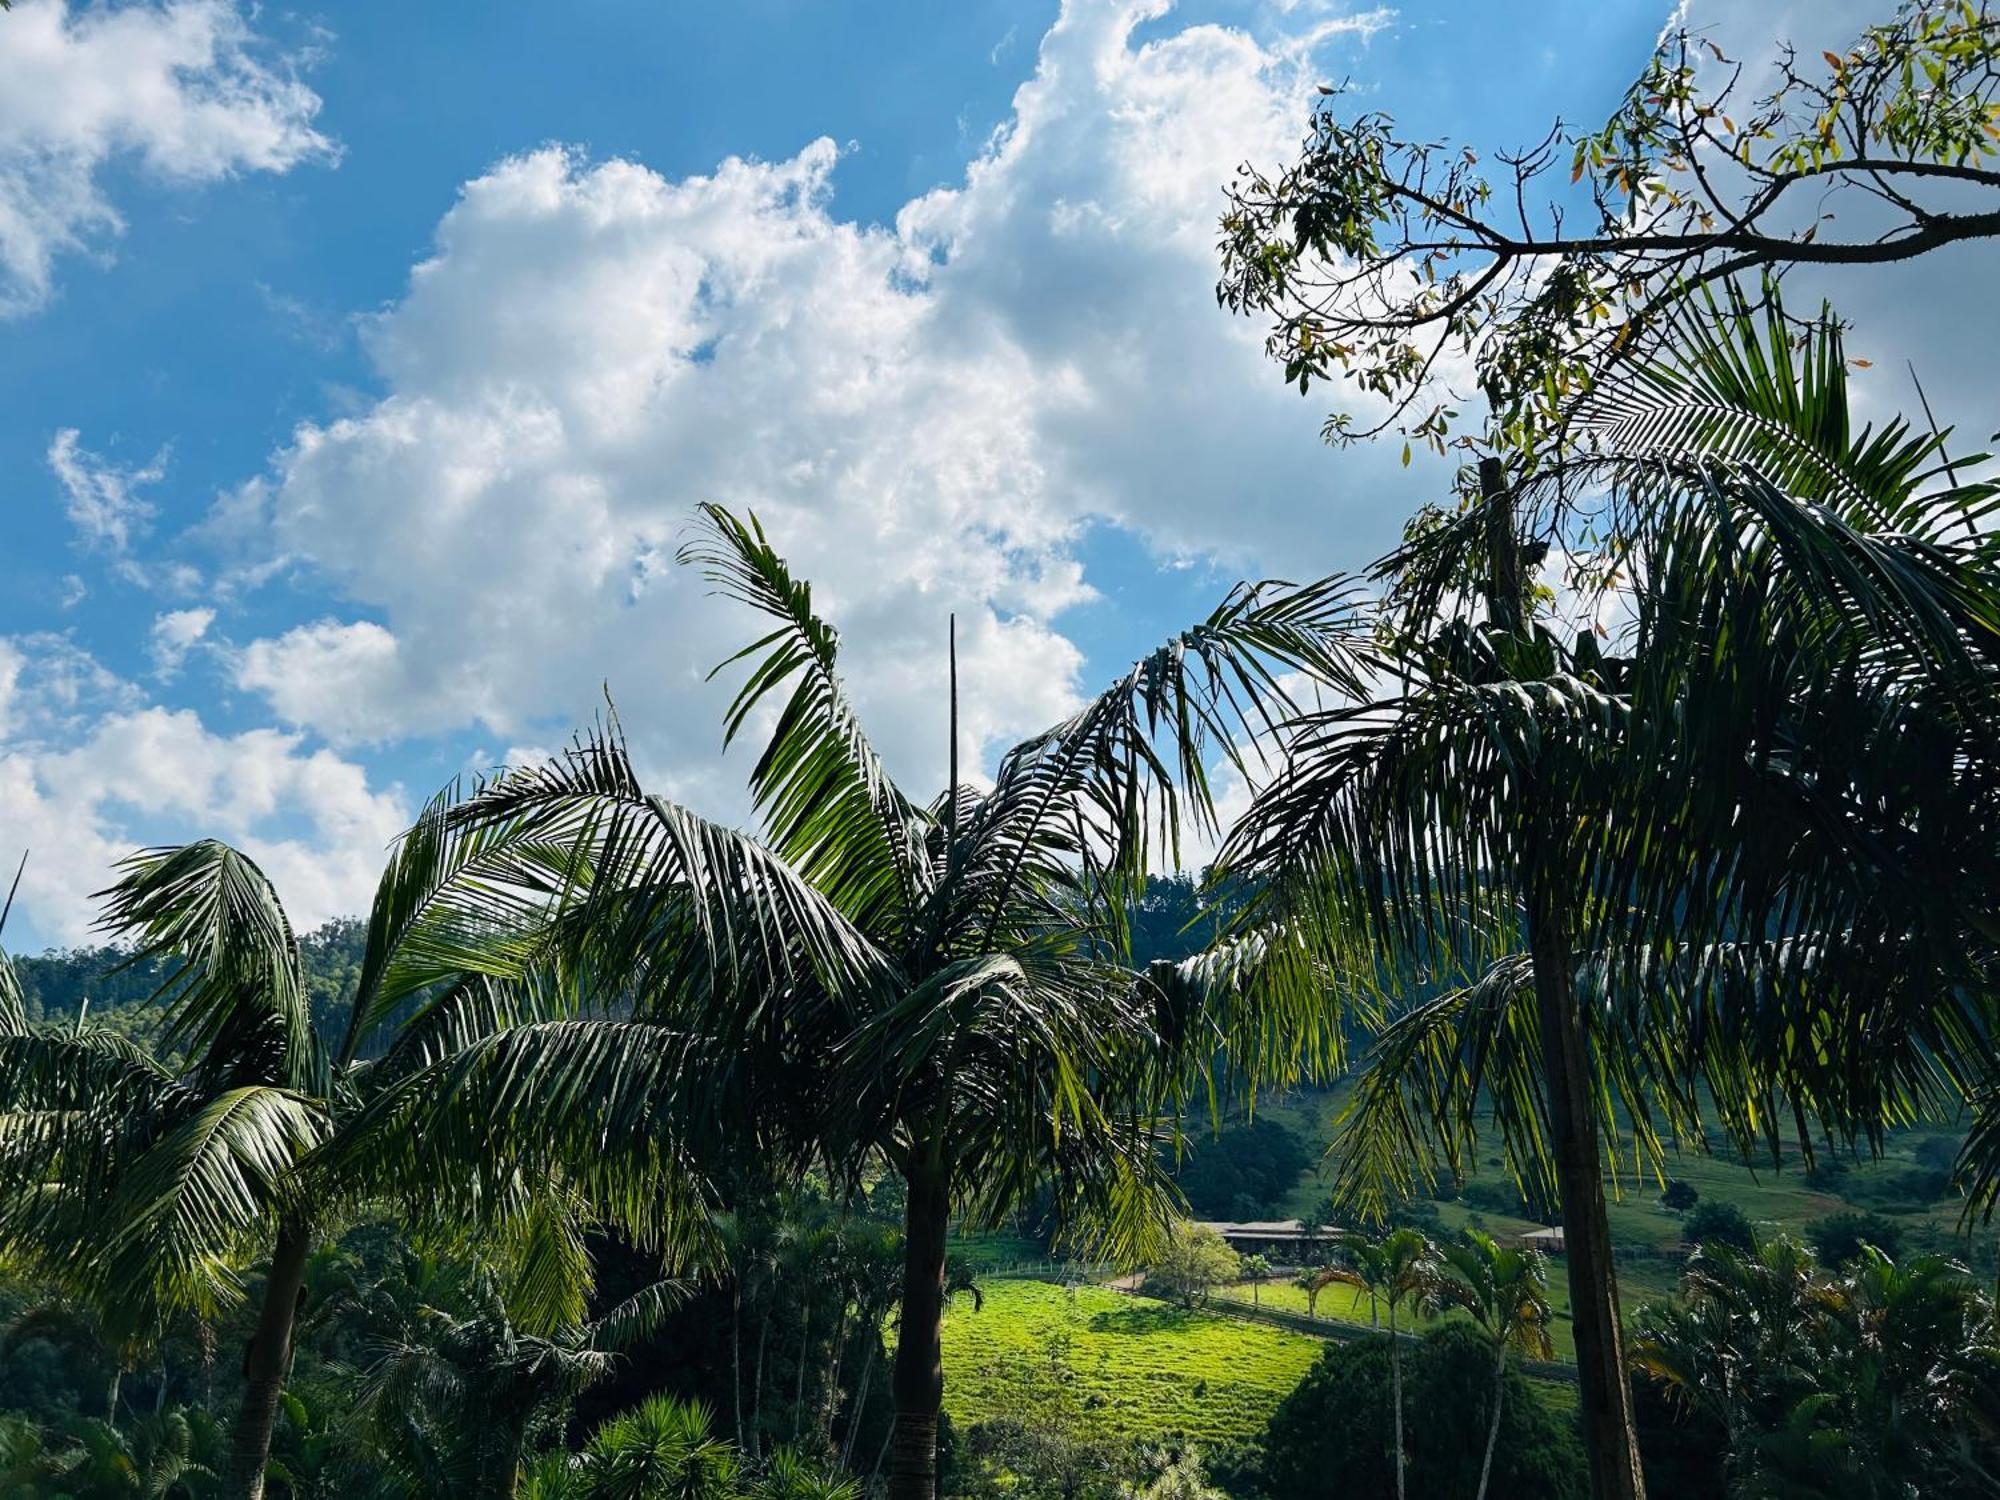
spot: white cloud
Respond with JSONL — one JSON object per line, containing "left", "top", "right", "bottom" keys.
{"left": 48, "top": 427, "right": 163, "bottom": 557}
{"left": 0, "top": 0, "right": 332, "bottom": 315}
{"left": 223, "top": 0, "right": 1426, "bottom": 812}
{"left": 0, "top": 635, "right": 405, "bottom": 946}
{"left": 148, "top": 606, "right": 215, "bottom": 679}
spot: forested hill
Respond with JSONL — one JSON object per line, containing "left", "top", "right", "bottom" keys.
{"left": 10, "top": 916, "right": 367, "bottom": 1037}
{"left": 11, "top": 876, "right": 1215, "bottom": 1034}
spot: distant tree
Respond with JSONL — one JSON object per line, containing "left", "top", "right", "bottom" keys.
{"left": 1292, "top": 1267, "right": 1328, "bottom": 1320}
{"left": 1434, "top": 1231, "right": 1556, "bottom": 1500}
{"left": 1261, "top": 1325, "right": 1586, "bottom": 1500}
{"left": 1317, "top": 1228, "right": 1439, "bottom": 1500}
{"left": 1171, "top": 1118, "right": 1310, "bottom": 1221}
{"left": 1239, "top": 1254, "right": 1271, "bottom": 1308}
{"left": 1659, "top": 1181, "right": 1698, "bottom": 1214}
{"left": 1681, "top": 1202, "right": 1756, "bottom": 1255}
{"left": 1144, "top": 1223, "right": 1241, "bottom": 1309}
{"left": 1806, "top": 1210, "right": 1905, "bottom": 1268}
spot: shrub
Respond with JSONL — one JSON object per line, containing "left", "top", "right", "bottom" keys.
{"left": 1681, "top": 1200, "right": 1755, "bottom": 1253}
{"left": 1258, "top": 1325, "right": 1584, "bottom": 1499}
{"left": 1659, "top": 1179, "right": 1699, "bottom": 1213}
{"left": 1807, "top": 1211, "right": 1905, "bottom": 1267}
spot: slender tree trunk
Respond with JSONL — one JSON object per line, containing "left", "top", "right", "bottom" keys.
{"left": 1476, "top": 1338, "right": 1509, "bottom": 1500}
{"left": 1481, "top": 454, "right": 1647, "bottom": 1500}
{"left": 820, "top": 1304, "right": 851, "bottom": 1449}
{"left": 732, "top": 1280, "right": 747, "bottom": 1452}
{"left": 751, "top": 1287, "right": 773, "bottom": 1459}
{"left": 1527, "top": 890, "right": 1646, "bottom": 1500}
{"left": 842, "top": 1331, "right": 878, "bottom": 1468}
{"left": 1389, "top": 1299, "right": 1405, "bottom": 1500}
{"left": 106, "top": 1366, "right": 122, "bottom": 1422}
{"left": 223, "top": 1217, "right": 311, "bottom": 1500}
{"left": 888, "top": 1156, "right": 950, "bottom": 1500}
{"left": 793, "top": 1290, "right": 814, "bottom": 1439}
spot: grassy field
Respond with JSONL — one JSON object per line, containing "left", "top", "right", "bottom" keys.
{"left": 939, "top": 1278, "right": 1323, "bottom": 1445}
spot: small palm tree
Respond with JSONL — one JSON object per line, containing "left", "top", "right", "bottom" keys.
{"left": 574, "top": 1394, "right": 738, "bottom": 1500}
{"left": 1434, "top": 1231, "right": 1555, "bottom": 1500}
{"left": 1318, "top": 1227, "right": 1438, "bottom": 1500}
{"left": 349, "top": 505, "right": 1372, "bottom": 1500}
{"left": 1240, "top": 1253, "right": 1271, "bottom": 1308}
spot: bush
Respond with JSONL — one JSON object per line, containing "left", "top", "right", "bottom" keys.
{"left": 1258, "top": 1325, "right": 1584, "bottom": 1499}
{"left": 1659, "top": 1179, "right": 1699, "bottom": 1213}
{"left": 1807, "top": 1210, "right": 1905, "bottom": 1267}
{"left": 1681, "top": 1200, "right": 1755, "bottom": 1253}
{"left": 1846, "top": 1167, "right": 1952, "bottom": 1212}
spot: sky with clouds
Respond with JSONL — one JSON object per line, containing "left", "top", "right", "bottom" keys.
{"left": 1, "top": 0, "right": 1990, "bottom": 950}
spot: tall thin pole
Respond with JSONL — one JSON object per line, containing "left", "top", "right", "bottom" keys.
{"left": 947, "top": 615, "right": 959, "bottom": 848}
{"left": 0, "top": 849, "right": 25, "bottom": 938}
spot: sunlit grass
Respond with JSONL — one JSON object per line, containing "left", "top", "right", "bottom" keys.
{"left": 940, "top": 1278, "right": 1323, "bottom": 1445}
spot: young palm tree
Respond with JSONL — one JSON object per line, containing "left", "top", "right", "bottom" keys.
{"left": 343, "top": 504, "right": 1374, "bottom": 1500}
{"left": 0, "top": 827, "right": 696, "bottom": 1500}
{"left": 0, "top": 844, "right": 330, "bottom": 1500}
{"left": 1223, "top": 283, "right": 2000, "bottom": 1500}
{"left": 1239, "top": 1252, "right": 1271, "bottom": 1308}
{"left": 1318, "top": 1227, "right": 1437, "bottom": 1500}
{"left": 1434, "top": 1230, "right": 1556, "bottom": 1500}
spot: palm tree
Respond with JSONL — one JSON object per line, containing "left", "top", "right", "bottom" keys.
{"left": 352, "top": 1252, "right": 682, "bottom": 1499}
{"left": 344, "top": 504, "right": 1373, "bottom": 1500}
{"left": 0, "top": 824, "right": 698, "bottom": 1500}
{"left": 1223, "top": 282, "right": 2000, "bottom": 1500}
{"left": 1318, "top": 1227, "right": 1437, "bottom": 1500}
{"left": 0, "top": 844, "right": 330, "bottom": 1500}
{"left": 1239, "top": 1252, "right": 1271, "bottom": 1308}
{"left": 1434, "top": 1230, "right": 1555, "bottom": 1500}
{"left": 1292, "top": 1267, "right": 1327, "bottom": 1320}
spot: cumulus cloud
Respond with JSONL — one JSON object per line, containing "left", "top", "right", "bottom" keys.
{"left": 0, "top": 0, "right": 332, "bottom": 315}
{"left": 223, "top": 0, "right": 1424, "bottom": 812}
{"left": 0, "top": 635, "right": 405, "bottom": 946}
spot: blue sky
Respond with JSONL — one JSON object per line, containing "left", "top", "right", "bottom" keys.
{"left": 2, "top": 0, "right": 1962, "bottom": 948}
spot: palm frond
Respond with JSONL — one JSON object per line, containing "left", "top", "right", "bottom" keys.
{"left": 680, "top": 503, "right": 931, "bottom": 934}
{"left": 94, "top": 842, "right": 316, "bottom": 1091}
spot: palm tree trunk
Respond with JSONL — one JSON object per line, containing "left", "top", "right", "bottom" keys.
{"left": 841, "top": 1331, "right": 878, "bottom": 1468}
{"left": 751, "top": 1285, "right": 773, "bottom": 1459}
{"left": 1476, "top": 1338, "right": 1509, "bottom": 1500}
{"left": 888, "top": 1156, "right": 950, "bottom": 1500}
{"left": 1527, "top": 881, "right": 1645, "bottom": 1500}
{"left": 1389, "top": 1299, "right": 1405, "bottom": 1500}
{"left": 106, "top": 1365, "right": 122, "bottom": 1422}
{"left": 820, "top": 1304, "right": 851, "bottom": 1449}
{"left": 1483, "top": 455, "right": 1645, "bottom": 1500}
{"left": 792, "top": 1292, "right": 814, "bottom": 1439}
{"left": 223, "top": 1217, "right": 311, "bottom": 1500}
{"left": 732, "top": 1280, "right": 747, "bottom": 1452}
